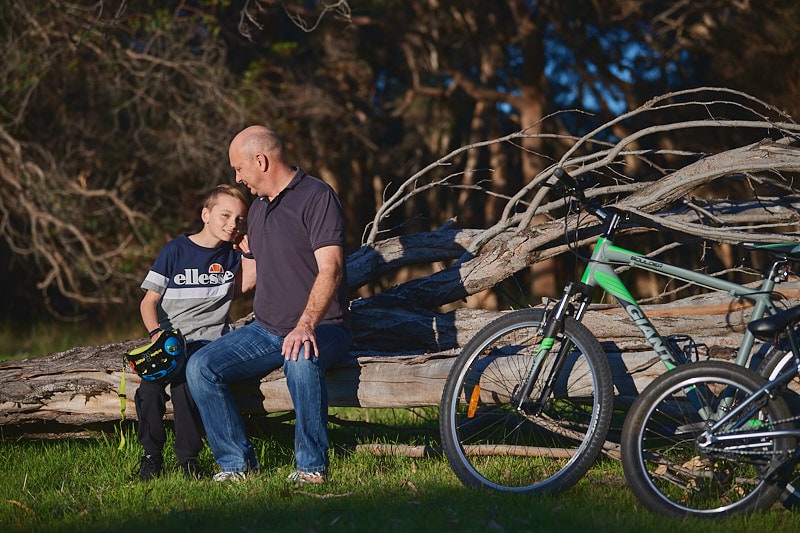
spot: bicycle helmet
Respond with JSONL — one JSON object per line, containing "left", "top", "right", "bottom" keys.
{"left": 125, "top": 329, "right": 186, "bottom": 382}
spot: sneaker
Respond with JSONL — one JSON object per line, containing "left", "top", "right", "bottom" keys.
{"left": 138, "top": 454, "right": 163, "bottom": 481}
{"left": 287, "top": 470, "right": 326, "bottom": 485}
{"left": 179, "top": 459, "right": 202, "bottom": 480}
{"left": 212, "top": 471, "right": 248, "bottom": 483}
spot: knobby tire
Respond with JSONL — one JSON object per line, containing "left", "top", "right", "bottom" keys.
{"left": 439, "top": 308, "right": 613, "bottom": 494}
{"left": 621, "top": 360, "right": 795, "bottom": 518}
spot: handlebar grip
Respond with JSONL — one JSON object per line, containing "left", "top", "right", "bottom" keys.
{"left": 553, "top": 167, "right": 577, "bottom": 189}
{"left": 553, "top": 167, "right": 585, "bottom": 202}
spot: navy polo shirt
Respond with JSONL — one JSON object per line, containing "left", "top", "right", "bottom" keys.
{"left": 247, "top": 169, "right": 349, "bottom": 336}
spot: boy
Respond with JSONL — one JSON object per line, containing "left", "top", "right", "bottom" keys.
{"left": 135, "top": 184, "right": 252, "bottom": 480}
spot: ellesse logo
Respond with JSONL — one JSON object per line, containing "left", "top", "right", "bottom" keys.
{"left": 173, "top": 264, "right": 235, "bottom": 285}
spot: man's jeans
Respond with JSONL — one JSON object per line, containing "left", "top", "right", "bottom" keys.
{"left": 185, "top": 321, "right": 351, "bottom": 473}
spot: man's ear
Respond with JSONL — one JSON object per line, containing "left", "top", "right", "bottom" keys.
{"left": 257, "top": 152, "right": 268, "bottom": 171}
{"left": 201, "top": 207, "right": 210, "bottom": 224}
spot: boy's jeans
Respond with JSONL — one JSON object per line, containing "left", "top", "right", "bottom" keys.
{"left": 185, "top": 321, "right": 351, "bottom": 473}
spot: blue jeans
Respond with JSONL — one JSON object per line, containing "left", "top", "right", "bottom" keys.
{"left": 185, "top": 321, "right": 351, "bottom": 473}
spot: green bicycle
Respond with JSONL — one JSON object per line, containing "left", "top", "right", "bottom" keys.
{"left": 439, "top": 167, "right": 800, "bottom": 495}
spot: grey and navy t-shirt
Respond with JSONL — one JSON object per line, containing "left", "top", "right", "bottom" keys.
{"left": 141, "top": 234, "right": 242, "bottom": 342}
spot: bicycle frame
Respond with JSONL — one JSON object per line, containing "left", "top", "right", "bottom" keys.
{"left": 695, "top": 353, "right": 800, "bottom": 479}
{"left": 703, "top": 307, "right": 800, "bottom": 444}
{"left": 576, "top": 232, "right": 785, "bottom": 370}
{"left": 514, "top": 168, "right": 793, "bottom": 412}
{"left": 513, "top": 212, "right": 789, "bottom": 412}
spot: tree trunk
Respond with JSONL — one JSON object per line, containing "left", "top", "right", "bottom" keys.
{"left": 3, "top": 283, "right": 797, "bottom": 438}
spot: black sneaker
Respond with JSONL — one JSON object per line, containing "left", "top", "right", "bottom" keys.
{"left": 138, "top": 454, "right": 163, "bottom": 481}
{"left": 179, "top": 459, "right": 202, "bottom": 480}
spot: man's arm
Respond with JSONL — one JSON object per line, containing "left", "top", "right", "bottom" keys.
{"left": 282, "top": 244, "right": 344, "bottom": 361}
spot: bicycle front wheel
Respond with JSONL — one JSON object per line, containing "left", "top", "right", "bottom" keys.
{"left": 621, "top": 360, "right": 795, "bottom": 518}
{"left": 439, "top": 308, "right": 613, "bottom": 494}
{"left": 757, "top": 346, "right": 800, "bottom": 509}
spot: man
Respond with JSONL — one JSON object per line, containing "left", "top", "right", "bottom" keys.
{"left": 186, "top": 125, "right": 351, "bottom": 484}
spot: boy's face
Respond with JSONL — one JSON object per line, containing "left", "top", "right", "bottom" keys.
{"left": 202, "top": 195, "right": 248, "bottom": 243}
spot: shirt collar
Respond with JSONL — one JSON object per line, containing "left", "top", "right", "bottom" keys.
{"left": 258, "top": 167, "right": 305, "bottom": 202}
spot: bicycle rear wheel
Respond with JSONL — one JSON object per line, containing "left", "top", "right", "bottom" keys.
{"left": 439, "top": 308, "right": 613, "bottom": 494}
{"left": 621, "top": 360, "right": 795, "bottom": 518}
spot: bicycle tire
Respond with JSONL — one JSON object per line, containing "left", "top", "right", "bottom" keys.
{"left": 621, "top": 360, "right": 795, "bottom": 518}
{"left": 439, "top": 308, "right": 613, "bottom": 494}
{"left": 757, "top": 347, "right": 800, "bottom": 509}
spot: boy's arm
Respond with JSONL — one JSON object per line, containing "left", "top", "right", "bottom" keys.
{"left": 140, "top": 289, "right": 162, "bottom": 341}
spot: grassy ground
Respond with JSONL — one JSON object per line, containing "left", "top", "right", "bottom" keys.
{"left": 0, "top": 315, "right": 143, "bottom": 362}
{"left": 3, "top": 319, "right": 800, "bottom": 531}
{"left": 2, "top": 407, "right": 800, "bottom": 533}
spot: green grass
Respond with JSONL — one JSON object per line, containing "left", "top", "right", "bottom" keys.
{"left": 2, "top": 408, "right": 800, "bottom": 532}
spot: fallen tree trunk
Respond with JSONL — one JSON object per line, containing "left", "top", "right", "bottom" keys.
{"left": 3, "top": 282, "right": 798, "bottom": 438}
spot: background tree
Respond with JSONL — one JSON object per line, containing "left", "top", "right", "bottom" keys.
{"left": 2, "top": 0, "right": 800, "bottom": 340}
{"left": 0, "top": 1, "right": 252, "bottom": 319}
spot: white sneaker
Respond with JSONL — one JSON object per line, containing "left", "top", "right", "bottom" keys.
{"left": 212, "top": 471, "right": 248, "bottom": 483}
{"left": 287, "top": 470, "right": 326, "bottom": 484}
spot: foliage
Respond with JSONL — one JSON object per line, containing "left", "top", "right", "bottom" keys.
{"left": 2, "top": 1, "right": 800, "bottom": 320}
{"left": 0, "top": 1, "right": 247, "bottom": 318}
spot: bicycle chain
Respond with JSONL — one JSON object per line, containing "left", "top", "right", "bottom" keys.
{"left": 701, "top": 412, "right": 800, "bottom": 457}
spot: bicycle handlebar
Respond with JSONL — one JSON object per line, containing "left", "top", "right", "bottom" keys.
{"left": 553, "top": 166, "right": 611, "bottom": 222}
{"left": 554, "top": 168, "right": 800, "bottom": 264}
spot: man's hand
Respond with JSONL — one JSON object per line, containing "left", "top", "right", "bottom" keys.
{"left": 282, "top": 322, "right": 319, "bottom": 361}
{"left": 234, "top": 233, "right": 250, "bottom": 254}
{"left": 281, "top": 245, "right": 343, "bottom": 361}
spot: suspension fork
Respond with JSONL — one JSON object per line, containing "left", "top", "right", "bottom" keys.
{"left": 512, "top": 281, "right": 593, "bottom": 412}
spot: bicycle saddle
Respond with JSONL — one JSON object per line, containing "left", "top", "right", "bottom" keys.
{"left": 739, "top": 242, "right": 800, "bottom": 262}
{"left": 748, "top": 304, "right": 800, "bottom": 340}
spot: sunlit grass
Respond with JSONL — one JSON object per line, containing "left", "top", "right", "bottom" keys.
{"left": 2, "top": 324, "right": 800, "bottom": 531}
{"left": 2, "top": 410, "right": 800, "bottom": 533}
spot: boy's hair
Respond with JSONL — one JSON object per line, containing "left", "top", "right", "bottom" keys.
{"left": 203, "top": 184, "right": 249, "bottom": 210}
